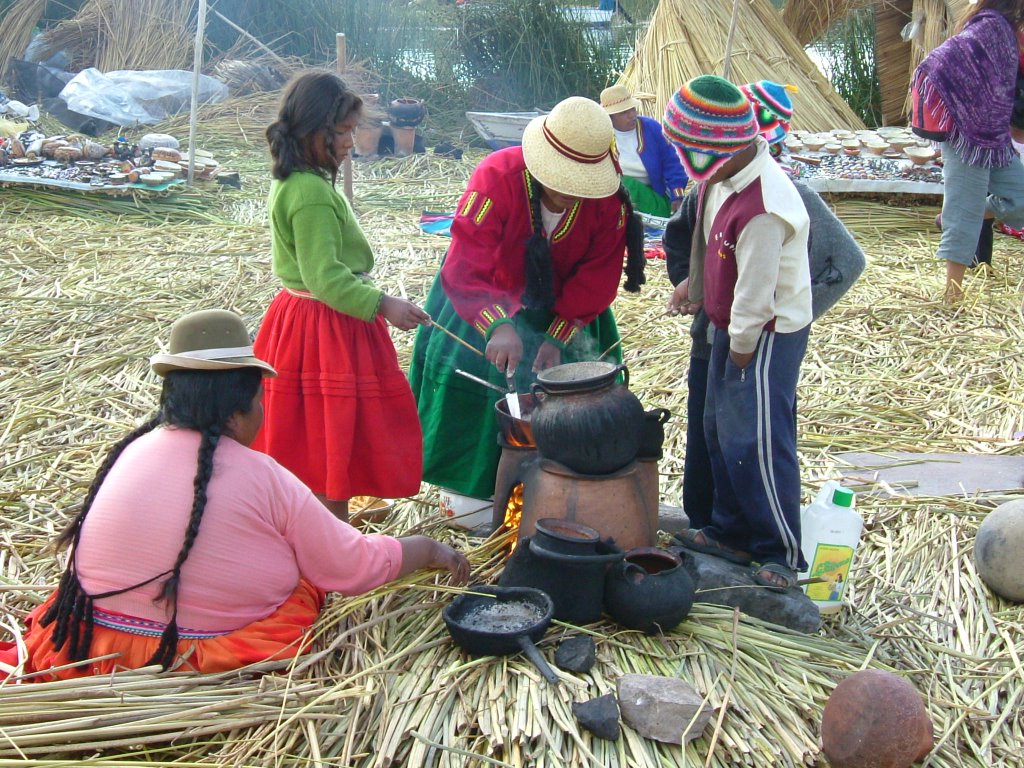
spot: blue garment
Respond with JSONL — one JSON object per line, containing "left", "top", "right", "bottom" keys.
{"left": 704, "top": 326, "right": 809, "bottom": 571}
{"left": 627, "top": 115, "right": 690, "bottom": 202}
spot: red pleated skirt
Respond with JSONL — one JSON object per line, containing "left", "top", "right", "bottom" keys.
{"left": 252, "top": 290, "right": 423, "bottom": 500}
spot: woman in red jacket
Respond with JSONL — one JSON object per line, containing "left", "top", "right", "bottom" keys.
{"left": 409, "top": 97, "right": 645, "bottom": 502}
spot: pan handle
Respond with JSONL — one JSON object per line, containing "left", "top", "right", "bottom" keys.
{"left": 516, "top": 635, "right": 559, "bottom": 684}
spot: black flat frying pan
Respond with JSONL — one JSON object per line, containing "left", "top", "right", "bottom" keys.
{"left": 442, "top": 585, "right": 559, "bottom": 684}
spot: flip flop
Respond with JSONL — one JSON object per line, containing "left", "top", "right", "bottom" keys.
{"left": 673, "top": 529, "right": 752, "bottom": 565}
{"left": 751, "top": 562, "right": 798, "bottom": 593}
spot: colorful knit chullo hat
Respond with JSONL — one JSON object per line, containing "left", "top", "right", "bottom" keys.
{"left": 663, "top": 75, "right": 758, "bottom": 181}
{"left": 741, "top": 81, "right": 798, "bottom": 144}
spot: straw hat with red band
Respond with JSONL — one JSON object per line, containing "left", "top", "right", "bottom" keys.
{"left": 599, "top": 84, "right": 641, "bottom": 115}
{"left": 521, "top": 97, "right": 620, "bottom": 199}
{"left": 151, "top": 309, "right": 277, "bottom": 378}
{"left": 662, "top": 75, "right": 759, "bottom": 182}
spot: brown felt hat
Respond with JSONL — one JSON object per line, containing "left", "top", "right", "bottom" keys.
{"left": 150, "top": 309, "right": 277, "bottom": 377}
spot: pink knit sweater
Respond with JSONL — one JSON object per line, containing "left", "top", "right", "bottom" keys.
{"left": 75, "top": 428, "right": 403, "bottom": 632}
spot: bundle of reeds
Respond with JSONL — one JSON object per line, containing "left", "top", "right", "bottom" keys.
{"left": 781, "top": 0, "right": 873, "bottom": 45}
{"left": 32, "top": 0, "right": 196, "bottom": 73}
{"left": 1, "top": 104, "right": 1023, "bottom": 766}
{"left": 619, "top": 0, "right": 864, "bottom": 132}
{"left": 0, "top": 0, "right": 46, "bottom": 81}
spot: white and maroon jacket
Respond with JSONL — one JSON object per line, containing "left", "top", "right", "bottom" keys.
{"left": 688, "top": 138, "right": 812, "bottom": 354}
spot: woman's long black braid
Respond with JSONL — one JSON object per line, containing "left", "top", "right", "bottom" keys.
{"left": 42, "top": 417, "right": 162, "bottom": 663}
{"left": 521, "top": 177, "right": 646, "bottom": 311}
{"left": 41, "top": 368, "right": 261, "bottom": 670}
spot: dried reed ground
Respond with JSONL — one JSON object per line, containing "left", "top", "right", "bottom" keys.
{"left": 0, "top": 102, "right": 1022, "bottom": 766}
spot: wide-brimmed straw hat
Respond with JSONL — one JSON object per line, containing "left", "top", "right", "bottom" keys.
{"left": 662, "top": 75, "right": 759, "bottom": 182}
{"left": 600, "top": 84, "right": 641, "bottom": 115}
{"left": 521, "top": 97, "right": 619, "bottom": 199}
{"left": 150, "top": 309, "right": 277, "bottom": 378}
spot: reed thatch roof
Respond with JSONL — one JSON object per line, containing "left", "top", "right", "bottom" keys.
{"left": 782, "top": 0, "right": 873, "bottom": 46}
{"left": 619, "top": 0, "right": 864, "bottom": 133}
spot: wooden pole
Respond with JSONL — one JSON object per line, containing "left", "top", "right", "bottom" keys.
{"left": 187, "top": 0, "right": 208, "bottom": 186}
{"left": 722, "top": 0, "right": 741, "bottom": 81}
{"left": 337, "top": 33, "right": 354, "bottom": 203}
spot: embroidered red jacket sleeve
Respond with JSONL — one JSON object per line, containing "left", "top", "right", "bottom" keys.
{"left": 440, "top": 170, "right": 523, "bottom": 338}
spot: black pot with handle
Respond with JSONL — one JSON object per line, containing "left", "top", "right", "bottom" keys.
{"left": 604, "top": 547, "right": 696, "bottom": 634}
{"left": 443, "top": 585, "right": 559, "bottom": 683}
{"left": 498, "top": 535, "right": 623, "bottom": 625}
{"left": 530, "top": 362, "right": 645, "bottom": 475}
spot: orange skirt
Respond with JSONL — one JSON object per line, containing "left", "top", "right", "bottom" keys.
{"left": 10, "top": 580, "right": 324, "bottom": 681}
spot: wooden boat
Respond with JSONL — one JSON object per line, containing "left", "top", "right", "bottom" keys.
{"left": 465, "top": 111, "right": 540, "bottom": 150}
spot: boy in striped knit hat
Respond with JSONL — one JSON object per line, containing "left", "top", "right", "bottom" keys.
{"left": 663, "top": 75, "right": 812, "bottom": 593}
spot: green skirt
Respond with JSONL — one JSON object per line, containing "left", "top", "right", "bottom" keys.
{"left": 622, "top": 176, "right": 671, "bottom": 218}
{"left": 409, "top": 272, "right": 622, "bottom": 498}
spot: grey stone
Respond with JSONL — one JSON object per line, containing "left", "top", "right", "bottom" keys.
{"left": 554, "top": 635, "right": 597, "bottom": 673}
{"left": 671, "top": 548, "right": 820, "bottom": 633}
{"left": 617, "top": 674, "right": 713, "bottom": 744}
{"left": 657, "top": 503, "right": 690, "bottom": 535}
{"left": 572, "top": 693, "right": 620, "bottom": 741}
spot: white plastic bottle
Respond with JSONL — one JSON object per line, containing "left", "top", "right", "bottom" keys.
{"left": 799, "top": 484, "right": 862, "bottom": 614}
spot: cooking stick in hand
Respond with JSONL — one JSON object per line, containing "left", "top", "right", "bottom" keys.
{"left": 429, "top": 318, "right": 487, "bottom": 358}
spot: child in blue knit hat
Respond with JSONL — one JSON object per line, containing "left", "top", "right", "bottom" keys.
{"left": 662, "top": 75, "right": 813, "bottom": 592}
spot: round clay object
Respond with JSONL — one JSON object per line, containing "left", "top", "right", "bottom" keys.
{"left": 821, "top": 669, "right": 933, "bottom": 768}
{"left": 974, "top": 498, "right": 1024, "bottom": 601}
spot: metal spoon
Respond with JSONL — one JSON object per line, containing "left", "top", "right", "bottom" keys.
{"left": 454, "top": 368, "right": 507, "bottom": 394}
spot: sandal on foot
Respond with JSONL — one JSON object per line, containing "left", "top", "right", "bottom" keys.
{"left": 673, "top": 529, "right": 751, "bottom": 565}
{"left": 751, "top": 562, "right": 798, "bottom": 593}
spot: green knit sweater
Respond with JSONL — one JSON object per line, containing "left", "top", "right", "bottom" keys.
{"left": 268, "top": 170, "right": 382, "bottom": 321}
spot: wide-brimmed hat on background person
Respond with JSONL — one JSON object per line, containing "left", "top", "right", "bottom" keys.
{"left": 662, "top": 75, "right": 759, "bottom": 181}
{"left": 151, "top": 309, "right": 278, "bottom": 377}
{"left": 521, "top": 96, "right": 620, "bottom": 199}
{"left": 599, "top": 84, "right": 642, "bottom": 116}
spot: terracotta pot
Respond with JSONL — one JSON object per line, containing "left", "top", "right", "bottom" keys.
{"left": 530, "top": 362, "right": 644, "bottom": 475}
{"left": 604, "top": 548, "right": 695, "bottom": 633}
{"left": 354, "top": 124, "right": 383, "bottom": 157}
{"left": 390, "top": 126, "right": 418, "bottom": 157}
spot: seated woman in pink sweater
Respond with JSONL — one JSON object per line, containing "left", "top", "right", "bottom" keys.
{"left": 3, "top": 309, "right": 469, "bottom": 680}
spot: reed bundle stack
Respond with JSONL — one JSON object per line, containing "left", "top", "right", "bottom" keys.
{"left": 619, "top": 0, "right": 864, "bottom": 132}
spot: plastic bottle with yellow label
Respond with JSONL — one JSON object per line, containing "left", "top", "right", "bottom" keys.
{"left": 799, "top": 484, "right": 861, "bottom": 614}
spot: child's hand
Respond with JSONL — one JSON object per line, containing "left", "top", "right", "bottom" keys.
{"left": 667, "top": 279, "right": 702, "bottom": 316}
{"left": 380, "top": 295, "right": 430, "bottom": 331}
{"left": 730, "top": 350, "right": 754, "bottom": 369}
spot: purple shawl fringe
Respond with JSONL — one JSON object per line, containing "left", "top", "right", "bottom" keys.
{"left": 911, "top": 10, "right": 1019, "bottom": 168}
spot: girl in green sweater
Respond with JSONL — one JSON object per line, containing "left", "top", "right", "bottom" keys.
{"left": 252, "top": 71, "right": 429, "bottom": 521}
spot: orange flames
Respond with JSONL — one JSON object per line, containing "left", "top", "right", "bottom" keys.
{"left": 503, "top": 482, "right": 524, "bottom": 552}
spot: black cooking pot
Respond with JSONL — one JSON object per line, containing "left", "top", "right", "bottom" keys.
{"left": 443, "top": 585, "right": 559, "bottom": 683}
{"left": 530, "top": 362, "right": 645, "bottom": 475}
{"left": 532, "top": 518, "right": 600, "bottom": 556}
{"left": 498, "top": 536, "right": 623, "bottom": 624}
